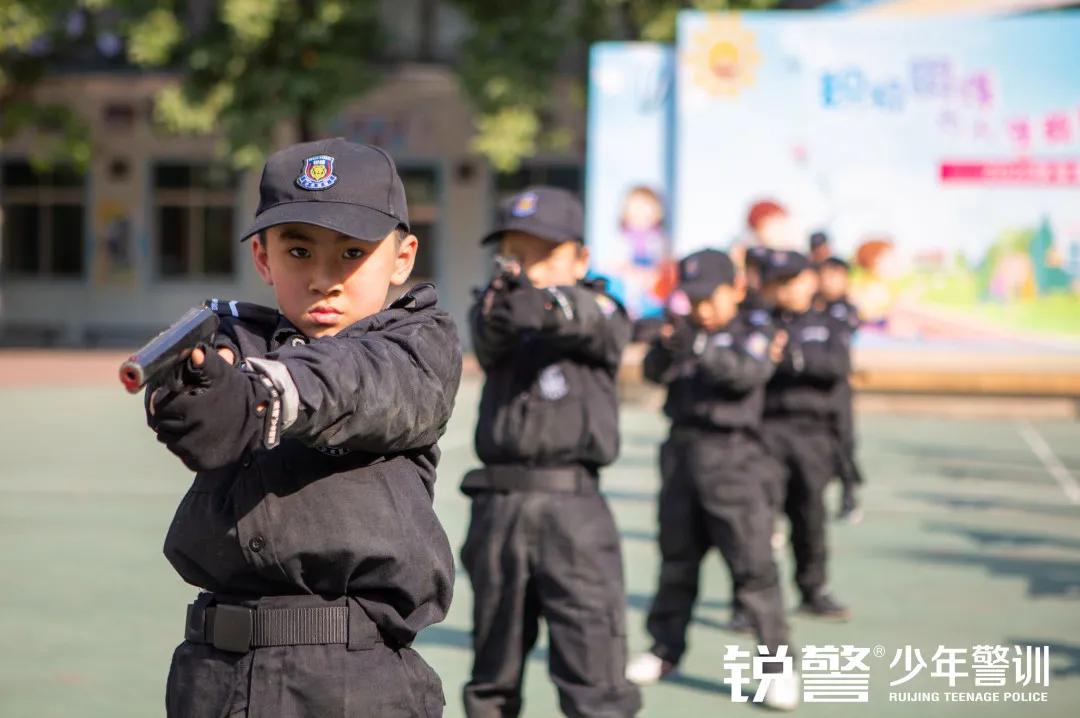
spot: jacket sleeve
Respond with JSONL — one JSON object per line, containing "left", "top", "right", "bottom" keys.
{"left": 468, "top": 291, "right": 518, "bottom": 371}
{"left": 696, "top": 332, "right": 776, "bottom": 393}
{"left": 543, "top": 285, "right": 631, "bottom": 370}
{"left": 265, "top": 309, "right": 463, "bottom": 453}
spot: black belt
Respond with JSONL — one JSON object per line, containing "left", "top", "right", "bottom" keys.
{"left": 461, "top": 465, "right": 598, "bottom": 495}
{"left": 185, "top": 594, "right": 383, "bottom": 654}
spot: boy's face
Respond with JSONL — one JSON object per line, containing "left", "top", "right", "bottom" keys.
{"left": 251, "top": 223, "right": 417, "bottom": 337}
{"left": 818, "top": 265, "right": 849, "bottom": 302}
{"left": 774, "top": 269, "right": 819, "bottom": 313}
{"left": 498, "top": 231, "right": 588, "bottom": 289}
{"left": 690, "top": 283, "right": 741, "bottom": 332}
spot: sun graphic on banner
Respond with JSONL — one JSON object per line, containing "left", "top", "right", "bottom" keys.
{"left": 684, "top": 16, "right": 761, "bottom": 97}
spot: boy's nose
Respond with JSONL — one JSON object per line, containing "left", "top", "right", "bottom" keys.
{"left": 309, "top": 270, "right": 343, "bottom": 295}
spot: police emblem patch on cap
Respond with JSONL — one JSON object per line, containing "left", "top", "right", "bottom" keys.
{"left": 296, "top": 155, "right": 338, "bottom": 191}
{"left": 511, "top": 191, "right": 539, "bottom": 217}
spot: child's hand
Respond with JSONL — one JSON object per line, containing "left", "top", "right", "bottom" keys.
{"left": 485, "top": 285, "right": 554, "bottom": 332}
{"left": 147, "top": 345, "right": 272, "bottom": 471}
{"left": 769, "top": 330, "right": 789, "bottom": 363}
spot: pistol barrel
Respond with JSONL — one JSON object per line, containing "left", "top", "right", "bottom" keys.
{"left": 119, "top": 307, "right": 220, "bottom": 393}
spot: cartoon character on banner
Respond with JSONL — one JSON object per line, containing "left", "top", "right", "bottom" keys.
{"left": 851, "top": 238, "right": 902, "bottom": 330}
{"left": 612, "top": 185, "right": 676, "bottom": 320}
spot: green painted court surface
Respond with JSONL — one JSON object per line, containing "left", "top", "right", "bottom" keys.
{"left": 1, "top": 375, "right": 1078, "bottom": 717}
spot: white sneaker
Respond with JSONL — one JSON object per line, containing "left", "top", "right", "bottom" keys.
{"left": 761, "top": 670, "right": 800, "bottom": 711}
{"left": 625, "top": 651, "right": 676, "bottom": 686}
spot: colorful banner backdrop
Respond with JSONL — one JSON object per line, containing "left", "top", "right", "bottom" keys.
{"left": 586, "top": 43, "right": 676, "bottom": 320}
{"left": 672, "top": 12, "right": 1080, "bottom": 352}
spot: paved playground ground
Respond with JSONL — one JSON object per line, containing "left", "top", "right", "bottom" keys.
{"left": 1, "top": 371, "right": 1078, "bottom": 717}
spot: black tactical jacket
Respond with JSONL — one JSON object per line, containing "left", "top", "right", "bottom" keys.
{"left": 643, "top": 314, "right": 776, "bottom": 431}
{"left": 469, "top": 279, "right": 630, "bottom": 470}
{"left": 764, "top": 307, "right": 850, "bottom": 420}
{"left": 162, "top": 284, "right": 462, "bottom": 646}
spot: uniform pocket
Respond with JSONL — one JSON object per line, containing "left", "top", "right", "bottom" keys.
{"left": 399, "top": 647, "right": 446, "bottom": 718}
{"left": 165, "top": 641, "right": 251, "bottom": 718}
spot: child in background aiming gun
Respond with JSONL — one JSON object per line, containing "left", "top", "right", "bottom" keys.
{"left": 461, "top": 187, "right": 641, "bottom": 718}
{"left": 626, "top": 249, "right": 799, "bottom": 711}
{"left": 143, "top": 139, "right": 461, "bottom": 717}
{"left": 815, "top": 256, "right": 865, "bottom": 522}
{"left": 760, "top": 250, "right": 851, "bottom": 621}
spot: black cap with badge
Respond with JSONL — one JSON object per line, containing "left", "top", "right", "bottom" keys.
{"left": 240, "top": 138, "right": 409, "bottom": 242}
{"left": 761, "top": 249, "right": 811, "bottom": 284}
{"left": 481, "top": 186, "right": 584, "bottom": 245}
{"left": 678, "top": 249, "right": 736, "bottom": 302}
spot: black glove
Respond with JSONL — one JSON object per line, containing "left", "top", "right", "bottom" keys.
{"left": 147, "top": 346, "right": 275, "bottom": 471}
{"left": 485, "top": 284, "right": 557, "bottom": 333}
{"left": 663, "top": 318, "right": 698, "bottom": 360}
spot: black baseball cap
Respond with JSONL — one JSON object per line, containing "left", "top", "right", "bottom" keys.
{"left": 240, "top": 138, "right": 409, "bottom": 242}
{"left": 745, "top": 245, "right": 771, "bottom": 271}
{"left": 820, "top": 256, "right": 850, "bottom": 271}
{"left": 678, "top": 249, "right": 736, "bottom": 301}
{"left": 761, "top": 250, "right": 811, "bottom": 284}
{"left": 481, "top": 186, "right": 584, "bottom": 245}
{"left": 809, "top": 231, "right": 830, "bottom": 250}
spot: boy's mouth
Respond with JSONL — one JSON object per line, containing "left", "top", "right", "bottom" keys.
{"left": 307, "top": 305, "right": 343, "bottom": 325}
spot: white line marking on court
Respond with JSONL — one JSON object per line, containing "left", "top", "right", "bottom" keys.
{"left": 1016, "top": 420, "right": 1080, "bottom": 505}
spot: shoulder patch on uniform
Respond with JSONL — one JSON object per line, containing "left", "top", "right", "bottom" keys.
{"left": 745, "top": 332, "right": 769, "bottom": 360}
{"left": 594, "top": 293, "right": 617, "bottom": 317}
{"left": 801, "top": 325, "right": 830, "bottom": 342}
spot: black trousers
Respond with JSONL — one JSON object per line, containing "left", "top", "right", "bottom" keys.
{"left": 762, "top": 416, "right": 837, "bottom": 599}
{"left": 645, "top": 428, "right": 789, "bottom": 666}
{"left": 461, "top": 488, "right": 641, "bottom": 718}
{"left": 166, "top": 595, "right": 444, "bottom": 718}
{"left": 834, "top": 381, "right": 864, "bottom": 491}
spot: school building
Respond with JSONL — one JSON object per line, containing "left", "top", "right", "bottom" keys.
{"left": 0, "top": 2, "right": 585, "bottom": 347}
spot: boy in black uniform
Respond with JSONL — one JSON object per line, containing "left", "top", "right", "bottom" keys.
{"left": 144, "top": 139, "right": 462, "bottom": 717}
{"left": 815, "top": 257, "right": 864, "bottom": 522}
{"left": 460, "top": 187, "right": 641, "bottom": 718}
{"left": 625, "top": 250, "right": 798, "bottom": 711}
{"left": 760, "top": 251, "right": 850, "bottom": 620}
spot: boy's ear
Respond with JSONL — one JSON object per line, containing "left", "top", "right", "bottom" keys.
{"left": 573, "top": 244, "right": 590, "bottom": 281}
{"left": 251, "top": 235, "right": 274, "bottom": 286}
{"left": 390, "top": 233, "right": 419, "bottom": 286}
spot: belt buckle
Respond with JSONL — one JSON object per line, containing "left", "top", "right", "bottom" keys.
{"left": 212, "top": 605, "right": 254, "bottom": 653}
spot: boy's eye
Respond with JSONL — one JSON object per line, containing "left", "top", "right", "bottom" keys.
{"left": 288, "top": 247, "right": 311, "bottom": 259}
{"left": 342, "top": 247, "right": 366, "bottom": 260}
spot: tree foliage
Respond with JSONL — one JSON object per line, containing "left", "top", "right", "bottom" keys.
{"left": 451, "top": 0, "right": 781, "bottom": 171}
{"left": 1, "top": 0, "right": 782, "bottom": 171}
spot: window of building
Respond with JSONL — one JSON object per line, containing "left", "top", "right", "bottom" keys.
{"left": 153, "top": 162, "right": 238, "bottom": 278}
{"left": 494, "top": 162, "right": 583, "bottom": 198}
{"left": 1, "top": 160, "right": 86, "bottom": 277}
{"left": 399, "top": 165, "right": 440, "bottom": 282}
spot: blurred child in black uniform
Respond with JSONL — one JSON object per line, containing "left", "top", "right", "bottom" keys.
{"left": 626, "top": 250, "right": 799, "bottom": 710}
{"left": 760, "top": 251, "right": 851, "bottom": 621}
{"left": 815, "top": 256, "right": 864, "bottom": 522}
{"left": 461, "top": 187, "right": 641, "bottom": 718}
